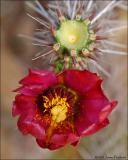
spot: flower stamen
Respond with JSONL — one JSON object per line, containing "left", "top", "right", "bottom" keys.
{"left": 42, "top": 86, "right": 77, "bottom": 124}
{"left": 43, "top": 95, "right": 69, "bottom": 123}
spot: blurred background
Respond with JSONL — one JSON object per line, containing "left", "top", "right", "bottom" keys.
{"left": 1, "top": 0, "right": 127, "bottom": 159}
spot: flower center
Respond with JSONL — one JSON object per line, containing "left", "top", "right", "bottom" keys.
{"left": 36, "top": 85, "right": 79, "bottom": 144}
{"left": 41, "top": 85, "right": 78, "bottom": 124}
{"left": 43, "top": 95, "right": 69, "bottom": 123}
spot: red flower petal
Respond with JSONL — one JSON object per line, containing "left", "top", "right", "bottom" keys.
{"left": 12, "top": 95, "right": 36, "bottom": 117}
{"left": 62, "top": 70, "right": 101, "bottom": 95}
{"left": 82, "top": 119, "right": 109, "bottom": 136}
{"left": 36, "top": 138, "right": 47, "bottom": 149}
{"left": 99, "top": 101, "right": 117, "bottom": 123}
{"left": 18, "top": 112, "right": 45, "bottom": 139}
{"left": 50, "top": 133, "right": 79, "bottom": 150}
{"left": 14, "top": 85, "right": 44, "bottom": 96}
{"left": 71, "top": 140, "right": 80, "bottom": 146}
{"left": 75, "top": 80, "right": 116, "bottom": 135}
{"left": 20, "top": 69, "right": 57, "bottom": 89}
{"left": 36, "top": 133, "right": 79, "bottom": 150}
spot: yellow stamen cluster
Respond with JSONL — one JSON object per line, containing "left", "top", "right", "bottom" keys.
{"left": 43, "top": 95, "right": 69, "bottom": 123}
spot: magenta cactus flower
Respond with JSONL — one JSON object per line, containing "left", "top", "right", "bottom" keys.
{"left": 12, "top": 69, "right": 117, "bottom": 150}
